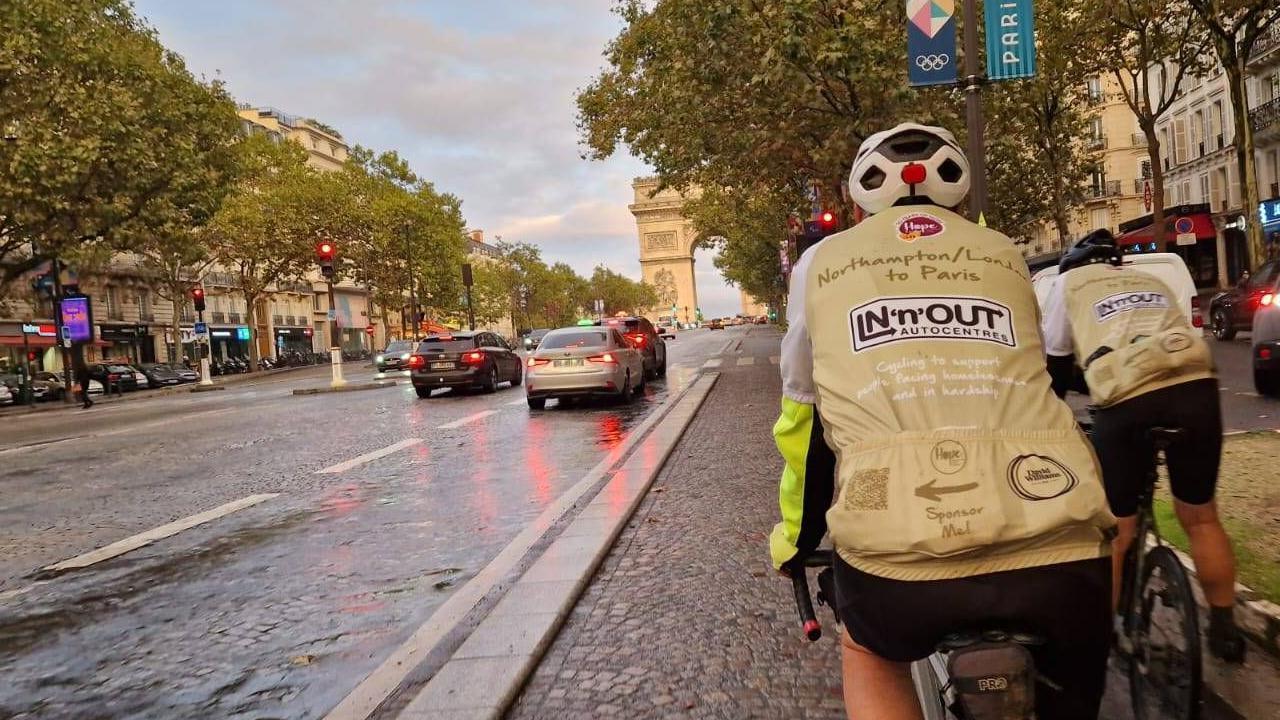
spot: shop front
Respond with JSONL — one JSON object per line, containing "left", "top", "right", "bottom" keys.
{"left": 1262, "top": 197, "right": 1280, "bottom": 261}
{"left": 98, "top": 323, "right": 154, "bottom": 364}
{"left": 0, "top": 321, "right": 61, "bottom": 374}
{"left": 273, "top": 326, "right": 313, "bottom": 355}
{"left": 209, "top": 326, "right": 252, "bottom": 361}
{"left": 1116, "top": 204, "right": 1240, "bottom": 289}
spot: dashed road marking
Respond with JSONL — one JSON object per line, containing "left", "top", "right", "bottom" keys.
{"left": 736, "top": 356, "right": 755, "bottom": 366}
{"left": 317, "top": 438, "right": 423, "bottom": 474}
{"left": 438, "top": 410, "right": 498, "bottom": 430}
{"left": 41, "top": 493, "right": 280, "bottom": 573}
{"left": 508, "top": 398, "right": 528, "bottom": 406}
{"left": 1236, "top": 392, "right": 1262, "bottom": 398}
{"left": 769, "top": 356, "right": 780, "bottom": 365}
{"left": 702, "top": 359, "right": 722, "bottom": 369}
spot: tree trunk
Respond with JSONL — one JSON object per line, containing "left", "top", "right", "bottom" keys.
{"left": 169, "top": 296, "right": 182, "bottom": 364}
{"left": 246, "top": 292, "right": 263, "bottom": 371}
{"left": 1224, "top": 56, "right": 1265, "bottom": 269}
{"left": 1048, "top": 166, "right": 1072, "bottom": 250}
{"left": 1146, "top": 125, "right": 1167, "bottom": 248}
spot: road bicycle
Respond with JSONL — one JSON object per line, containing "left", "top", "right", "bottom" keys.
{"left": 791, "top": 551, "right": 1043, "bottom": 720}
{"left": 1116, "top": 426, "right": 1202, "bottom": 720}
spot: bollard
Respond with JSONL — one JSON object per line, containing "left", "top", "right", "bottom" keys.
{"left": 329, "top": 347, "right": 346, "bottom": 387}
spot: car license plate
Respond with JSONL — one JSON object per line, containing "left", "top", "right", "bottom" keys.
{"left": 554, "top": 358, "right": 584, "bottom": 367}
{"left": 430, "top": 361, "right": 453, "bottom": 370}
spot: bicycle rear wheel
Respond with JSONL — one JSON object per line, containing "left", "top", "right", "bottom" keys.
{"left": 1129, "top": 545, "right": 1202, "bottom": 720}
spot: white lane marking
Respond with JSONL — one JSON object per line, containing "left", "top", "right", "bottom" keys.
{"left": 1236, "top": 392, "right": 1262, "bottom": 398}
{"left": 508, "top": 398, "right": 528, "bottom": 406}
{"left": 324, "top": 374, "right": 716, "bottom": 720}
{"left": 1219, "top": 387, "right": 1231, "bottom": 392}
{"left": 316, "top": 438, "right": 423, "bottom": 474}
{"left": 702, "top": 359, "right": 722, "bottom": 369}
{"left": 769, "top": 355, "right": 780, "bottom": 365}
{"left": 41, "top": 494, "right": 279, "bottom": 572}
{"left": 437, "top": 410, "right": 497, "bottom": 430}
{"left": 736, "top": 357, "right": 755, "bottom": 366}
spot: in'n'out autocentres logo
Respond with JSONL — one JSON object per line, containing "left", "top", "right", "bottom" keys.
{"left": 1092, "top": 291, "right": 1168, "bottom": 321}
{"left": 896, "top": 212, "right": 945, "bottom": 242}
{"left": 848, "top": 296, "right": 1017, "bottom": 353}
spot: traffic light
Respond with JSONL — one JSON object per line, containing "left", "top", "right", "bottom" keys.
{"left": 27, "top": 351, "right": 37, "bottom": 362}
{"left": 317, "top": 241, "right": 336, "bottom": 279}
{"left": 191, "top": 286, "right": 206, "bottom": 313}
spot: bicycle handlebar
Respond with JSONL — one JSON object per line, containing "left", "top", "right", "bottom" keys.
{"left": 789, "top": 550, "right": 834, "bottom": 642}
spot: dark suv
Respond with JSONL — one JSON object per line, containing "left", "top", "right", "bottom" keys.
{"left": 408, "top": 332, "right": 523, "bottom": 398}
{"left": 89, "top": 363, "right": 139, "bottom": 392}
{"left": 594, "top": 317, "right": 667, "bottom": 379}
{"left": 1208, "top": 260, "right": 1280, "bottom": 341}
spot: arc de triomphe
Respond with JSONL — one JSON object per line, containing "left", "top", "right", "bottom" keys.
{"left": 629, "top": 177, "right": 700, "bottom": 324}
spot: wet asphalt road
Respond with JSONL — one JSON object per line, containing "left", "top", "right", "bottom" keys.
{"left": 0, "top": 328, "right": 735, "bottom": 719}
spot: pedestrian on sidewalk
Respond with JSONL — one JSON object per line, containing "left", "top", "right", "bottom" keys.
{"left": 771, "top": 123, "right": 1117, "bottom": 720}
{"left": 71, "top": 347, "right": 92, "bottom": 409}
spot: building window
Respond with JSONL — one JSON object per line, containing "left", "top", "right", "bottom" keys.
{"left": 1181, "top": 180, "right": 1192, "bottom": 206}
{"left": 1199, "top": 174, "right": 1210, "bottom": 204}
{"left": 1212, "top": 101, "right": 1225, "bottom": 149}
{"left": 311, "top": 136, "right": 319, "bottom": 149}
{"left": 105, "top": 285, "right": 122, "bottom": 320}
{"left": 138, "top": 291, "right": 152, "bottom": 321}
{"left": 1090, "top": 207, "right": 1110, "bottom": 231}
{"left": 1191, "top": 110, "right": 1203, "bottom": 156}
{"left": 1086, "top": 76, "right": 1103, "bottom": 103}
{"left": 1140, "top": 159, "right": 1152, "bottom": 179}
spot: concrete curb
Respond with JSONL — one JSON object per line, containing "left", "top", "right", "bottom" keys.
{"left": 396, "top": 373, "right": 721, "bottom": 720}
{"left": 291, "top": 380, "right": 398, "bottom": 395}
{"left": 189, "top": 385, "right": 225, "bottom": 393}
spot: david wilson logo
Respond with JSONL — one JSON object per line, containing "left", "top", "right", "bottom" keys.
{"left": 896, "top": 212, "right": 945, "bottom": 242}
{"left": 1092, "top": 291, "right": 1169, "bottom": 321}
{"left": 848, "top": 296, "right": 1017, "bottom": 353}
{"left": 1007, "top": 454, "right": 1078, "bottom": 501}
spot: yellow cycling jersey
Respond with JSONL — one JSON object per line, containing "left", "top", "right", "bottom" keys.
{"left": 775, "top": 206, "right": 1114, "bottom": 581}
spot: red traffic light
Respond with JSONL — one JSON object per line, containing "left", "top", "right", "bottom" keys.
{"left": 191, "top": 287, "right": 204, "bottom": 300}
{"left": 317, "top": 241, "right": 336, "bottom": 260}
{"left": 821, "top": 211, "right": 834, "bottom": 224}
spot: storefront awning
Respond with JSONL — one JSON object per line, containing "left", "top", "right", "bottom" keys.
{"left": 0, "top": 335, "right": 111, "bottom": 347}
{"left": 1116, "top": 212, "right": 1216, "bottom": 245}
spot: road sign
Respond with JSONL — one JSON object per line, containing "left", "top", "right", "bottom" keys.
{"left": 364, "top": 324, "right": 375, "bottom": 335}
{"left": 1174, "top": 217, "right": 1194, "bottom": 234}
{"left": 1176, "top": 233, "right": 1197, "bottom": 246}
{"left": 984, "top": 0, "right": 1036, "bottom": 80}
{"left": 194, "top": 322, "right": 208, "bottom": 334}
{"left": 907, "top": 0, "right": 957, "bottom": 86}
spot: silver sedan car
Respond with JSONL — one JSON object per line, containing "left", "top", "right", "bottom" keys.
{"left": 524, "top": 326, "right": 645, "bottom": 409}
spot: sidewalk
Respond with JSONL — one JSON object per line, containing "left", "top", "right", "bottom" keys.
{"left": 503, "top": 334, "right": 1258, "bottom": 719}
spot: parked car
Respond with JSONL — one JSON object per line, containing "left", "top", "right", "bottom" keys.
{"left": 593, "top": 316, "right": 667, "bottom": 379}
{"left": 88, "top": 363, "right": 139, "bottom": 392}
{"left": 707, "top": 318, "right": 724, "bottom": 330}
{"left": 375, "top": 340, "right": 416, "bottom": 374}
{"left": 1250, "top": 269, "right": 1280, "bottom": 395}
{"left": 1207, "top": 259, "right": 1280, "bottom": 341}
{"left": 524, "top": 326, "right": 645, "bottom": 409}
{"left": 1031, "top": 252, "right": 1203, "bottom": 331}
{"left": 168, "top": 364, "right": 199, "bottom": 383}
{"left": 522, "top": 328, "right": 552, "bottom": 351}
{"left": 138, "top": 363, "right": 183, "bottom": 388}
{"left": 0, "top": 374, "right": 50, "bottom": 402}
{"left": 35, "top": 371, "right": 92, "bottom": 397}
{"left": 129, "top": 366, "right": 149, "bottom": 389}
{"left": 408, "top": 331, "right": 523, "bottom": 398}
{"left": 0, "top": 383, "right": 11, "bottom": 405}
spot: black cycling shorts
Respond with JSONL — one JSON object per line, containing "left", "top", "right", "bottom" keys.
{"left": 833, "top": 555, "right": 1112, "bottom": 720}
{"left": 1091, "top": 378, "right": 1222, "bottom": 517}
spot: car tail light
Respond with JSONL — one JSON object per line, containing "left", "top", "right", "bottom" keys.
{"left": 462, "top": 350, "right": 485, "bottom": 364}
{"left": 527, "top": 356, "right": 550, "bottom": 367}
{"left": 1263, "top": 293, "right": 1275, "bottom": 307}
{"left": 588, "top": 353, "right": 617, "bottom": 364}
{"left": 1261, "top": 347, "right": 1273, "bottom": 360}
{"left": 1191, "top": 295, "right": 1203, "bottom": 328}
{"left": 626, "top": 332, "right": 646, "bottom": 347}
{"left": 407, "top": 355, "right": 425, "bottom": 368}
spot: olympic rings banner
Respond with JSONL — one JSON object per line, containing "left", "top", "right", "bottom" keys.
{"left": 984, "top": 0, "right": 1036, "bottom": 80}
{"left": 906, "top": 0, "right": 957, "bottom": 86}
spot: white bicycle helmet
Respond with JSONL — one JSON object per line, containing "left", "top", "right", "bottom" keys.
{"left": 848, "top": 123, "right": 970, "bottom": 215}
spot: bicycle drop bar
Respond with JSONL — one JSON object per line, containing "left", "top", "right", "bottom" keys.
{"left": 790, "top": 551, "right": 834, "bottom": 642}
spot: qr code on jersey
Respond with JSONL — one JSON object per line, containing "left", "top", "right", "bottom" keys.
{"left": 844, "top": 467, "right": 889, "bottom": 511}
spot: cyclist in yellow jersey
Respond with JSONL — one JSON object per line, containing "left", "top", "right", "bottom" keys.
{"left": 771, "top": 123, "right": 1117, "bottom": 720}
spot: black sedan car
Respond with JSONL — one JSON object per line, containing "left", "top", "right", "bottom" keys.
{"left": 408, "top": 332, "right": 523, "bottom": 398}
{"left": 137, "top": 363, "right": 184, "bottom": 388}
{"left": 1208, "top": 259, "right": 1280, "bottom": 340}
{"left": 375, "top": 340, "right": 417, "bottom": 374}
{"left": 594, "top": 316, "right": 667, "bottom": 379}
{"left": 88, "top": 363, "right": 139, "bottom": 392}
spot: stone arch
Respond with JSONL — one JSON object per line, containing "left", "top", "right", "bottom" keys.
{"left": 630, "top": 178, "right": 701, "bottom": 324}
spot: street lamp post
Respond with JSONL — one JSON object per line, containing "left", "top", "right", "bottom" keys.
{"left": 961, "top": 0, "right": 988, "bottom": 220}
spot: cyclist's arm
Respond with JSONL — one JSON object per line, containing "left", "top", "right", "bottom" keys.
{"left": 1041, "top": 275, "right": 1078, "bottom": 398}
{"left": 771, "top": 248, "right": 837, "bottom": 572}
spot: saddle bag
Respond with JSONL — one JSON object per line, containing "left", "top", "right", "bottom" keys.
{"left": 946, "top": 641, "right": 1035, "bottom": 720}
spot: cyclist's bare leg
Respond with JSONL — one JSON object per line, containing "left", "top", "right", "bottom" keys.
{"left": 1109, "top": 515, "right": 1138, "bottom": 610}
{"left": 839, "top": 629, "right": 923, "bottom": 720}
{"left": 1173, "top": 499, "right": 1237, "bottom": 607}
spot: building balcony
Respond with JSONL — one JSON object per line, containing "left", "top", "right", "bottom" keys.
{"left": 1087, "top": 180, "right": 1122, "bottom": 199}
{"left": 139, "top": 311, "right": 156, "bottom": 323}
{"left": 1250, "top": 96, "right": 1280, "bottom": 137}
{"left": 211, "top": 311, "right": 227, "bottom": 323}
{"left": 272, "top": 314, "right": 284, "bottom": 326}
{"left": 204, "top": 272, "right": 237, "bottom": 287}
{"left": 228, "top": 313, "right": 243, "bottom": 324}
{"left": 1250, "top": 23, "right": 1280, "bottom": 68}
{"left": 1131, "top": 133, "right": 1147, "bottom": 147}
{"left": 1087, "top": 135, "right": 1107, "bottom": 151}
{"left": 1134, "top": 178, "right": 1152, "bottom": 194}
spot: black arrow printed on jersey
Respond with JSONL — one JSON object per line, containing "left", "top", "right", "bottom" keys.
{"left": 914, "top": 478, "right": 979, "bottom": 502}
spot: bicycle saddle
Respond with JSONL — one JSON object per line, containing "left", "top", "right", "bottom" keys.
{"left": 937, "top": 630, "right": 1045, "bottom": 653}
{"left": 1147, "top": 426, "right": 1186, "bottom": 445}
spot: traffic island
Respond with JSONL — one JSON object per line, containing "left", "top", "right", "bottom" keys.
{"left": 190, "top": 385, "right": 226, "bottom": 393}
{"left": 291, "top": 380, "right": 398, "bottom": 395}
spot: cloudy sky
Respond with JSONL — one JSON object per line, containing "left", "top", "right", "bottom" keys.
{"left": 133, "top": 0, "right": 743, "bottom": 317}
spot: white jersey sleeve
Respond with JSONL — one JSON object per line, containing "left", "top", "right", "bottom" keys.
{"left": 780, "top": 246, "right": 818, "bottom": 404}
{"left": 1040, "top": 274, "right": 1074, "bottom": 357}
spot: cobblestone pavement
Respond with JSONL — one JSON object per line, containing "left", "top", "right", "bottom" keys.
{"left": 506, "top": 328, "right": 1236, "bottom": 720}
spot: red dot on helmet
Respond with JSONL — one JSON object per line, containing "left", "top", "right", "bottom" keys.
{"left": 901, "top": 163, "right": 927, "bottom": 185}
